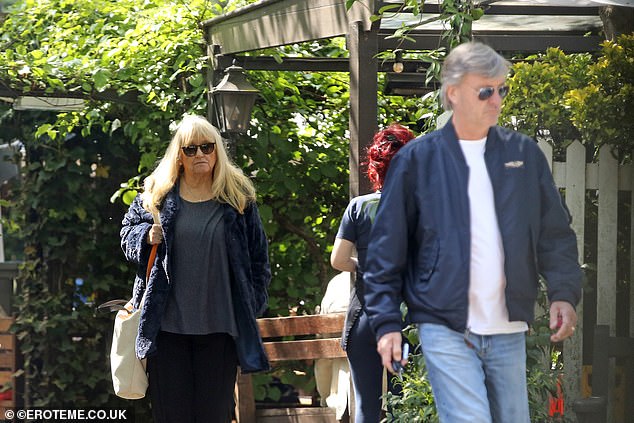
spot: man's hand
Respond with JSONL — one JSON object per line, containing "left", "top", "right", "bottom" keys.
{"left": 549, "top": 301, "right": 577, "bottom": 342}
{"left": 377, "top": 332, "right": 404, "bottom": 374}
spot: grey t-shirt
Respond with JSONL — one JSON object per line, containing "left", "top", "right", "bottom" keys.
{"left": 160, "top": 199, "right": 238, "bottom": 336}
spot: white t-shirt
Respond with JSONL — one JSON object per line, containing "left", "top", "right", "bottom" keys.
{"left": 459, "top": 138, "right": 528, "bottom": 335}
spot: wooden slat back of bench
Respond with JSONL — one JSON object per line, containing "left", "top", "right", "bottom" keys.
{"left": 235, "top": 313, "right": 347, "bottom": 422}
{"left": 259, "top": 313, "right": 346, "bottom": 362}
{"left": 264, "top": 338, "right": 346, "bottom": 361}
{"left": 257, "top": 313, "right": 346, "bottom": 338}
{"left": 0, "top": 320, "right": 16, "bottom": 416}
{"left": 0, "top": 333, "right": 15, "bottom": 374}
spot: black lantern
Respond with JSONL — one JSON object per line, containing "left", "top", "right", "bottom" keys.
{"left": 211, "top": 63, "right": 259, "bottom": 134}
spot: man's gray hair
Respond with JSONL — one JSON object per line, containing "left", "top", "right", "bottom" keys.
{"left": 440, "top": 42, "right": 510, "bottom": 111}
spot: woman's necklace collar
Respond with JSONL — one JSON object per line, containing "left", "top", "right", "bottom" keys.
{"left": 179, "top": 178, "right": 213, "bottom": 202}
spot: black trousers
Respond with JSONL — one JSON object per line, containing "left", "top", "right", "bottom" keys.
{"left": 347, "top": 311, "right": 401, "bottom": 423}
{"left": 147, "top": 331, "right": 238, "bottom": 423}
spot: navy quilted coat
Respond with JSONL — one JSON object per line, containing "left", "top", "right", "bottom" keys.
{"left": 120, "top": 186, "right": 271, "bottom": 373}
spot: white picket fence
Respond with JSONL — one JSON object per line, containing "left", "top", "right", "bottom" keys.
{"left": 538, "top": 139, "right": 633, "bottom": 422}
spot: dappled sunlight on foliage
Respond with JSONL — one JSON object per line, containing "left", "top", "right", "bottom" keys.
{"left": 501, "top": 35, "right": 633, "bottom": 161}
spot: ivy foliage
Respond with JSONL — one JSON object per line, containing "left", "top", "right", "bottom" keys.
{"left": 0, "top": 0, "right": 232, "bottom": 412}
{"left": 2, "top": 110, "right": 149, "bottom": 413}
{"left": 0, "top": 0, "right": 232, "bottom": 173}
{"left": 239, "top": 41, "right": 352, "bottom": 314}
{"left": 236, "top": 38, "right": 432, "bottom": 317}
{"left": 365, "top": 0, "right": 484, "bottom": 97}
{"left": 362, "top": 0, "right": 483, "bottom": 49}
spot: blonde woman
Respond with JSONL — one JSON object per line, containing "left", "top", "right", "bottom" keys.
{"left": 120, "top": 115, "right": 271, "bottom": 422}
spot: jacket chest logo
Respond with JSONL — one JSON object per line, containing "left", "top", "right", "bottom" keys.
{"left": 504, "top": 160, "right": 524, "bottom": 169}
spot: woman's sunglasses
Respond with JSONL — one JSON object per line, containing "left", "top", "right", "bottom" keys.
{"left": 478, "top": 86, "right": 510, "bottom": 101}
{"left": 181, "top": 143, "right": 216, "bottom": 157}
{"left": 380, "top": 133, "right": 401, "bottom": 147}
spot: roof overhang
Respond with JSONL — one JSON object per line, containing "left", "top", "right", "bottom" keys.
{"left": 203, "top": 0, "right": 610, "bottom": 58}
{"left": 202, "top": 0, "right": 375, "bottom": 55}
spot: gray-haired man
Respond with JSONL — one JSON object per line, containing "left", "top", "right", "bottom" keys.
{"left": 363, "top": 42, "right": 582, "bottom": 422}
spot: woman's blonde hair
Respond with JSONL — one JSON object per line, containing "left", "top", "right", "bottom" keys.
{"left": 141, "top": 115, "right": 256, "bottom": 215}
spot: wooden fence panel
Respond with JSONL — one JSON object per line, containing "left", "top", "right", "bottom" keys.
{"left": 542, "top": 141, "right": 633, "bottom": 423}
{"left": 563, "top": 140, "right": 586, "bottom": 404}
{"left": 596, "top": 144, "right": 618, "bottom": 332}
{"left": 538, "top": 138, "right": 553, "bottom": 170}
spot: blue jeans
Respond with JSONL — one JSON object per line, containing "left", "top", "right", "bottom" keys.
{"left": 418, "top": 323, "right": 530, "bottom": 423}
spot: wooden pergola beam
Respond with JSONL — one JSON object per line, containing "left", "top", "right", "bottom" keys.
{"left": 397, "top": 1, "right": 600, "bottom": 16}
{"left": 378, "top": 32, "right": 603, "bottom": 53}
{"left": 215, "top": 55, "right": 428, "bottom": 73}
{"left": 0, "top": 85, "right": 141, "bottom": 105}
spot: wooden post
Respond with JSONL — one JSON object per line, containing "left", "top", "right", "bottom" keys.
{"left": 207, "top": 44, "right": 221, "bottom": 127}
{"left": 628, "top": 158, "right": 634, "bottom": 340}
{"left": 347, "top": 20, "right": 377, "bottom": 198}
{"left": 234, "top": 372, "right": 256, "bottom": 423}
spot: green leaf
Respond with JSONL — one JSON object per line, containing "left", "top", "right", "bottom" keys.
{"left": 35, "top": 124, "right": 53, "bottom": 139}
{"left": 74, "top": 207, "right": 87, "bottom": 221}
{"left": 30, "top": 50, "right": 44, "bottom": 60}
{"left": 258, "top": 204, "right": 273, "bottom": 223}
{"left": 92, "top": 69, "right": 111, "bottom": 91}
{"left": 472, "top": 7, "right": 484, "bottom": 20}
{"left": 378, "top": 4, "right": 402, "bottom": 14}
{"left": 188, "top": 73, "right": 204, "bottom": 87}
{"left": 122, "top": 190, "right": 138, "bottom": 205}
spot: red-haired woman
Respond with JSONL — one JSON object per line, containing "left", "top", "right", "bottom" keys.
{"left": 330, "top": 124, "right": 415, "bottom": 422}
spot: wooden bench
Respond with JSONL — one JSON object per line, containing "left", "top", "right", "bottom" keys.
{"left": 573, "top": 325, "right": 634, "bottom": 423}
{"left": 235, "top": 313, "right": 347, "bottom": 423}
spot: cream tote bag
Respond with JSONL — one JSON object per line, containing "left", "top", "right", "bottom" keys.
{"left": 104, "top": 242, "right": 158, "bottom": 399}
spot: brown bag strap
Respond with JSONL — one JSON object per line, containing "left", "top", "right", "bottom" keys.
{"left": 145, "top": 213, "right": 160, "bottom": 282}
{"left": 137, "top": 244, "right": 158, "bottom": 311}
{"left": 146, "top": 243, "right": 158, "bottom": 282}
